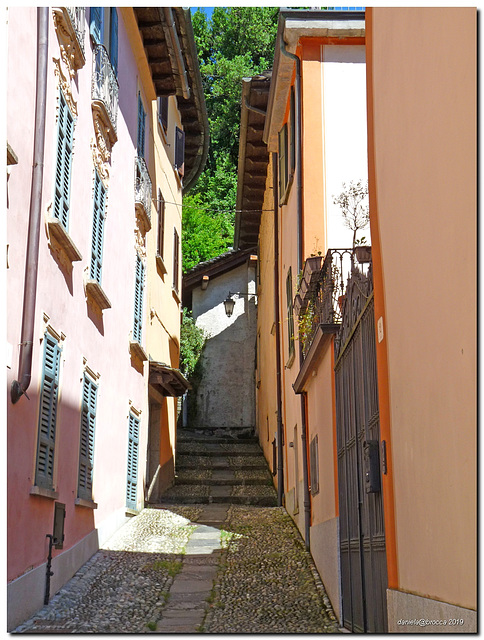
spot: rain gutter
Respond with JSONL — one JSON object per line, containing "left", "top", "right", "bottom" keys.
{"left": 11, "top": 7, "right": 49, "bottom": 404}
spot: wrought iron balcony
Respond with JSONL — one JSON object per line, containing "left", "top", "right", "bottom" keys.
{"left": 66, "top": 7, "right": 85, "bottom": 57}
{"left": 134, "top": 156, "right": 152, "bottom": 228}
{"left": 297, "top": 248, "right": 371, "bottom": 359}
{"left": 91, "top": 44, "right": 119, "bottom": 135}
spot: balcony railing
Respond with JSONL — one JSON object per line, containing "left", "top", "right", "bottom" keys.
{"left": 92, "top": 44, "right": 119, "bottom": 134}
{"left": 296, "top": 248, "right": 371, "bottom": 359}
{"left": 134, "top": 156, "right": 152, "bottom": 225}
{"left": 66, "top": 7, "right": 85, "bottom": 57}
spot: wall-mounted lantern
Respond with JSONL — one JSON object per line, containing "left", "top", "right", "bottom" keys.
{"left": 223, "top": 291, "right": 258, "bottom": 318}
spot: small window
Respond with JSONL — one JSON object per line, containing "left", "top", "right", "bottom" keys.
{"left": 54, "top": 90, "right": 75, "bottom": 230}
{"left": 35, "top": 333, "right": 62, "bottom": 490}
{"left": 78, "top": 375, "right": 98, "bottom": 501}
{"left": 173, "top": 228, "right": 180, "bottom": 293}
{"left": 286, "top": 267, "right": 295, "bottom": 358}
{"left": 278, "top": 86, "right": 296, "bottom": 204}
{"left": 90, "top": 7, "right": 118, "bottom": 76}
{"left": 133, "top": 255, "right": 145, "bottom": 343}
{"left": 157, "top": 189, "right": 165, "bottom": 260}
{"left": 158, "top": 96, "right": 169, "bottom": 132}
{"left": 310, "top": 435, "right": 319, "bottom": 496}
{"left": 175, "top": 127, "right": 185, "bottom": 178}
{"left": 90, "top": 171, "right": 107, "bottom": 283}
{"left": 278, "top": 124, "right": 288, "bottom": 202}
{"left": 137, "top": 93, "right": 146, "bottom": 159}
{"left": 126, "top": 412, "right": 140, "bottom": 509}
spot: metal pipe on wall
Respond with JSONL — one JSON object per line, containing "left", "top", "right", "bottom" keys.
{"left": 272, "top": 152, "right": 285, "bottom": 506}
{"left": 11, "top": 7, "right": 49, "bottom": 404}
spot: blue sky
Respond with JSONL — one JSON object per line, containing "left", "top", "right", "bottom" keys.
{"left": 191, "top": 7, "right": 214, "bottom": 21}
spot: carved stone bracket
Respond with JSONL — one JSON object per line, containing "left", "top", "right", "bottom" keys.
{"left": 52, "top": 8, "right": 85, "bottom": 79}
{"left": 53, "top": 58, "right": 78, "bottom": 119}
{"left": 134, "top": 225, "right": 147, "bottom": 261}
{"left": 91, "top": 138, "right": 110, "bottom": 188}
{"left": 92, "top": 102, "right": 117, "bottom": 150}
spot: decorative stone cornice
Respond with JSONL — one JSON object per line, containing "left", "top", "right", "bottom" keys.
{"left": 53, "top": 58, "right": 78, "bottom": 118}
{"left": 52, "top": 7, "right": 86, "bottom": 79}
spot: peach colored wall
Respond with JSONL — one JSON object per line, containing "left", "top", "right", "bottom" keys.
{"left": 7, "top": 7, "right": 147, "bottom": 582}
{"left": 369, "top": 7, "right": 476, "bottom": 609}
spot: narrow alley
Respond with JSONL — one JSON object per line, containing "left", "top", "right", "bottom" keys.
{"left": 14, "top": 429, "right": 339, "bottom": 634}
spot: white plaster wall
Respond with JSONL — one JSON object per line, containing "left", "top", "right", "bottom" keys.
{"left": 191, "top": 263, "right": 257, "bottom": 429}
{"left": 323, "top": 45, "right": 369, "bottom": 250}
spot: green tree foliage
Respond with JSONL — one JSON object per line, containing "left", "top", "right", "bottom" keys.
{"left": 182, "top": 7, "right": 279, "bottom": 273}
{"left": 179, "top": 308, "right": 207, "bottom": 379}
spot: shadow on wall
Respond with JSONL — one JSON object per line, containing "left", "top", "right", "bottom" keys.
{"left": 187, "top": 301, "right": 257, "bottom": 430}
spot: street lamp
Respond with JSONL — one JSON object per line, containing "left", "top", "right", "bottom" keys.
{"left": 223, "top": 292, "right": 258, "bottom": 318}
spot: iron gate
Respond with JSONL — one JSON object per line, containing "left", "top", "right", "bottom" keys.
{"left": 334, "top": 262, "right": 388, "bottom": 633}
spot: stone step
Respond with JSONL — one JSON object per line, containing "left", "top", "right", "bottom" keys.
{"left": 176, "top": 442, "right": 263, "bottom": 456}
{"left": 176, "top": 455, "right": 269, "bottom": 470}
{"left": 177, "top": 427, "right": 258, "bottom": 444}
{"left": 158, "top": 484, "right": 278, "bottom": 507}
{"left": 175, "top": 469, "right": 274, "bottom": 486}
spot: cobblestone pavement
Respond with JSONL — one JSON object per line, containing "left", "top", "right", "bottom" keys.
{"left": 14, "top": 504, "right": 340, "bottom": 634}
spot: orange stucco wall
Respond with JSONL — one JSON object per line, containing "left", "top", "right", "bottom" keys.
{"left": 367, "top": 7, "right": 476, "bottom": 610}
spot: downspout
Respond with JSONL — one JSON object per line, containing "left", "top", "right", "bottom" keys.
{"left": 280, "top": 36, "right": 311, "bottom": 550}
{"left": 272, "top": 152, "right": 284, "bottom": 507}
{"left": 163, "top": 7, "right": 190, "bottom": 100}
{"left": 11, "top": 7, "right": 49, "bottom": 404}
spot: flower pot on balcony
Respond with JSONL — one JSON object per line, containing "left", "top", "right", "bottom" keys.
{"left": 302, "top": 256, "right": 322, "bottom": 286}
{"left": 299, "top": 278, "right": 309, "bottom": 300}
{"left": 293, "top": 294, "right": 302, "bottom": 316}
{"left": 355, "top": 246, "right": 372, "bottom": 264}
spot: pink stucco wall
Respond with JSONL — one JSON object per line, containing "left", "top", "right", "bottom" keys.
{"left": 7, "top": 7, "right": 147, "bottom": 584}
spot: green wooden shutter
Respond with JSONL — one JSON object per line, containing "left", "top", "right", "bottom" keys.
{"left": 175, "top": 127, "right": 185, "bottom": 177}
{"left": 78, "top": 375, "right": 98, "bottom": 501}
{"left": 126, "top": 413, "right": 140, "bottom": 509}
{"left": 137, "top": 93, "right": 146, "bottom": 158}
{"left": 158, "top": 96, "right": 168, "bottom": 131}
{"left": 109, "top": 8, "right": 118, "bottom": 76}
{"left": 90, "top": 171, "right": 106, "bottom": 283}
{"left": 54, "top": 91, "right": 74, "bottom": 230}
{"left": 286, "top": 267, "right": 294, "bottom": 357}
{"left": 278, "top": 124, "right": 288, "bottom": 202}
{"left": 290, "top": 86, "right": 296, "bottom": 174}
{"left": 157, "top": 189, "right": 165, "bottom": 259}
{"left": 35, "top": 334, "right": 61, "bottom": 489}
{"left": 89, "top": 7, "right": 103, "bottom": 46}
{"left": 133, "top": 255, "right": 144, "bottom": 343}
{"left": 173, "top": 229, "right": 180, "bottom": 293}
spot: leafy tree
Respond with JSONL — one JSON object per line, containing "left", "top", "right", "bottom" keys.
{"left": 333, "top": 180, "right": 370, "bottom": 247}
{"left": 183, "top": 8, "right": 279, "bottom": 271}
{"left": 179, "top": 308, "right": 207, "bottom": 378}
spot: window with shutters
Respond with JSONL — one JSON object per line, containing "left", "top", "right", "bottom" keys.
{"left": 133, "top": 254, "right": 145, "bottom": 344}
{"left": 78, "top": 375, "right": 98, "bottom": 501}
{"left": 310, "top": 435, "right": 320, "bottom": 496}
{"left": 137, "top": 93, "right": 146, "bottom": 159}
{"left": 157, "top": 189, "right": 165, "bottom": 260}
{"left": 54, "top": 90, "right": 75, "bottom": 231}
{"left": 89, "top": 7, "right": 118, "bottom": 76}
{"left": 90, "top": 171, "right": 106, "bottom": 284}
{"left": 278, "top": 86, "right": 295, "bottom": 205}
{"left": 174, "top": 126, "right": 185, "bottom": 178}
{"left": 173, "top": 228, "right": 180, "bottom": 295}
{"left": 126, "top": 412, "right": 140, "bottom": 510}
{"left": 286, "top": 268, "right": 295, "bottom": 361}
{"left": 157, "top": 96, "right": 169, "bottom": 133}
{"left": 35, "top": 333, "right": 62, "bottom": 491}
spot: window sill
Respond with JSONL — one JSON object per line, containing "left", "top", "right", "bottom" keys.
{"left": 173, "top": 167, "right": 183, "bottom": 190}
{"left": 172, "top": 287, "right": 181, "bottom": 305}
{"left": 125, "top": 508, "right": 138, "bottom": 517}
{"left": 85, "top": 279, "right": 111, "bottom": 310}
{"left": 75, "top": 497, "right": 98, "bottom": 509}
{"left": 47, "top": 217, "right": 82, "bottom": 263}
{"left": 156, "top": 253, "right": 167, "bottom": 275}
{"left": 279, "top": 172, "right": 294, "bottom": 206}
{"left": 129, "top": 340, "right": 148, "bottom": 363}
{"left": 30, "top": 486, "right": 59, "bottom": 500}
{"left": 285, "top": 349, "right": 295, "bottom": 370}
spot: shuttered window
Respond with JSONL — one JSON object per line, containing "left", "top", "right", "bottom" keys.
{"left": 78, "top": 375, "right": 98, "bottom": 501}
{"left": 158, "top": 96, "right": 168, "bottom": 131}
{"left": 286, "top": 268, "right": 295, "bottom": 358}
{"left": 137, "top": 93, "right": 146, "bottom": 159}
{"left": 278, "top": 124, "right": 288, "bottom": 203}
{"left": 35, "top": 333, "right": 62, "bottom": 490}
{"left": 90, "top": 7, "right": 118, "bottom": 76}
{"left": 175, "top": 127, "right": 185, "bottom": 177}
{"left": 157, "top": 189, "right": 165, "bottom": 259}
{"left": 290, "top": 86, "right": 296, "bottom": 174}
{"left": 126, "top": 413, "right": 140, "bottom": 509}
{"left": 54, "top": 91, "right": 74, "bottom": 230}
{"left": 173, "top": 229, "right": 180, "bottom": 293}
{"left": 90, "top": 171, "right": 106, "bottom": 283}
{"left": 310, "top": 435, "right": 319, "bottom": 496}
{"left": 133, "top": 255, "right": 145, "bottom": 343}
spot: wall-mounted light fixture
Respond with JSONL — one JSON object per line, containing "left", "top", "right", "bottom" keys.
{"left": 223, "top": 291, "right": 258, "bottom": 317}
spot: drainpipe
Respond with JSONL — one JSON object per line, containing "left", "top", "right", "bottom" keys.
{"left": 280, "top": 36, "right": 311, "bottom": 550}
{"left": 272, "top": 153, "right": 284, "bottom": 507}
{"left": 11, "top": 7, "right": 49, "bottom": 405}
{"left": 162, "top": 7, "right": 190, "bottom": 100}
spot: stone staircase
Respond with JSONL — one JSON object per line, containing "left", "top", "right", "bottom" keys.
{"left": 159, "top": 428, "right": 278, "bottom": 506}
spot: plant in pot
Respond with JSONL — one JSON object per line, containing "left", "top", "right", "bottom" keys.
{"left": 333, "top": 179, "right": 370, "bottom": 260}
